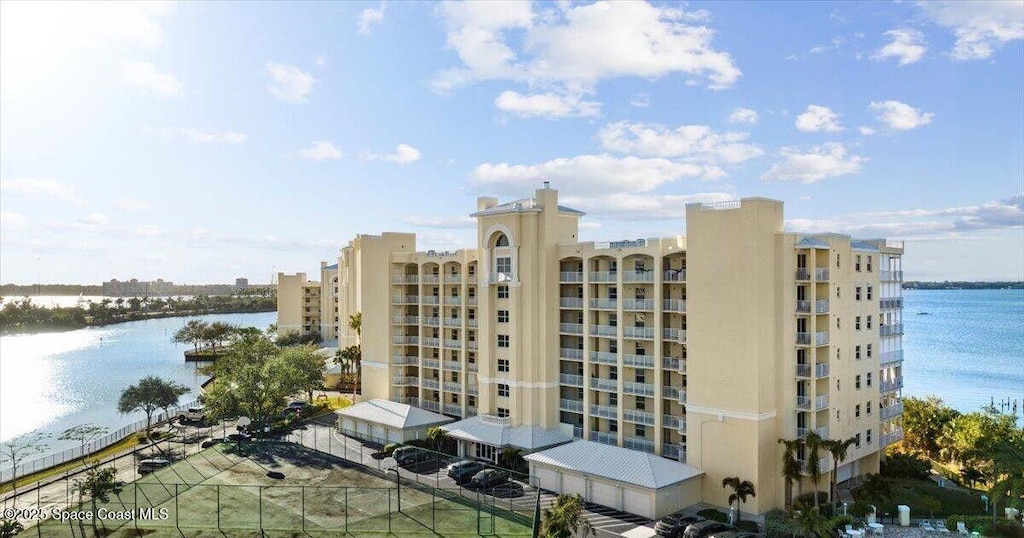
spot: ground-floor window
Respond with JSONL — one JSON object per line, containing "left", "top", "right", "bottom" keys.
{"left": 475, "top": 443, "right": 497, "bottom": 461}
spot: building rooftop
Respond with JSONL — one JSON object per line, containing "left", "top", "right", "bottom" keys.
{"left": 441, "top": 414, "right": 572, "bottom": 450}
{"left": 338, "top": 399, "right": 452, "bottom": 430}
{"left": 524, "top": 439, "right": 704, "bottom": 489}
{"left": 470, "top": 197, "right": 585, "bottom": 218}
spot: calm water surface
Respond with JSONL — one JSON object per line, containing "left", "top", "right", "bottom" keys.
{"left": 0, "top": 312, "right": 274, "bottom": 452}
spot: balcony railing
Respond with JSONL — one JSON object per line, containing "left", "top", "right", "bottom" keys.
{"left": 443, "top": 318, "right": 461, "bottom": 328}
{"left": 423, "top": 317, "right": 440, "bottom": 327}
{"left": 589, "top": 404, "right": 618, "bottom": 419}
{"left": 443, "top": 403, "right": 462, "bottom": 416}
{"left": 625, "top": 326, "right": 655, "bottom": 339}
{"left": 590, "top": 324, "right": 617, "bottom": 337}
{"left": 467, "top": 385, "right": 478, "bottom": 396}
{"left": 466, "top": 405, "right": 478, "bottom": 417}
{"left": 396, "top": 396, "right": 419, "bottom": 407}
{"left": 560, "top": 399, "right": 584, "bottom": 413}
{"left": 881, "top": 402, "right": 904, "bottom": 420}
{"left": 662, "top": 357, "right": 684, "bottom": 371}
{"left": 560, "top": 297, "right": 583, "bottom": 308}
{"left": 488, "top": 272, "right": 515, "bottom": 284}
{"left": 623, "top": 299, "right": 654, "bottom": 311}
{"left": 663, "top": 299, "right": 686, "bottom": 313}
{"left": 422, "top": 337, "right": 440, "bottom": 347}
{"left": 392, "top": 335, "right": 419, "bottom": 345}
{"left": 392, "top": 274, "right": 419, "bottom": 284}
{"left": 796, "top": 364, "right": 811, "bottom": 377}
{"left": 662, "top": 386, "right": 680, "bottom": 400}
{"left": 663, "top": 415, "right": 682, "bottom": 430}
{"left": 573, "top": 426, "right": 584, "bottom": 439}
{"left": 624, "top": 437, "right": 655, "bottom": 453}
{"left": 589, "top": 298, "right": 618, "bottom": 310}
{"left": 623, "top": 409, "right": 655, "bottom": 425}
{"left": 560, "top": 271, "right": 584, "bottom": 283}
{"left": 392, "top": 355, "right": 418, "bottom": 365}
{"left": 421, "top": 296, "right": 440, "bottom": 305}
{"left": 800, "top": 457, "right": 830, "bottom": 475}
{"left": 623, "top": 354, "right": 655, "bottom": 368}
{"left": 560, "top": 373, "right": 584, "bottom": 387}
{"left": 422, "top": 400, "right": 440, "bottom": 412}
{"left": 797, "top": 300, "right": 811, "bottom": 313}
{"left": 880, "top": 324, "right": 904, "bottom": 337}
{"left": 881, "top": 428, "right": 904, "bottom": 447}
{"left": 589, "top": 271, "right": 617, "bottom": 283}
{"left": 392, "top": 315, "right": 419, "bottom": 325}
{"left": 623, "top": 381, "right": 655, "bottom": 397}
{"left": 663, "top": 269, "right": 686, "bottom": 282}
{"left": 443, "top": 381, "right": 461, "bottom": 393}
{"left": 815, "top": 268, "right": 830, "bottom": 281}
{"left": 880, "top": 270, "right": 904, "bottom": 282}
{"left": 392, "top": 376, "right": 417, "bottom": 386}
{"left": 443, "top": 360, "right": 461, "bottom": 371}
{"left": 662, "top": 443, "right": 684, "bottom": 460}
{"left": 559, "top": 323, "right": 583, "bottom": 335}
{"left": 589, "top": 431, "right": 617, "bottom": 446}
{"left": 392, "top": 295, "right": 419, "bottom": 304}
{"left": 880, "top": 349, "right": 904, "bottom": 367}
{"left": 815, "top": 394, "right": 830, "bottom": 410}
{"left": 422, "top": 358, "right": 440, "bottom": 369}
{"left": 662, "top": 328, "right": 686, "bottom": 343}
{"left": 560, "top": 348, "right": 584, "bottom": 360}
{"left": 422, "top": 275, "right": 440, "bottom": 284}
{"left": 444, "top": 275, "right": 462, "bottom": 284}
{"left": 796, "top": 332, "right": 811, "bottom": 345}
{"left": 467, "top": 341, "right": 478, "bottom": 351}
{"left": 815, "top": 363, "right": 830, "bottom": 378}
{"left": 797, "top": 395, "right": 811, "bottom": 410}
{"left": 796, "top": 268, "right": 811, "bottom": 281}
{"left": 623, "top": 270, "right": 655, "bottom": 282}
{"left": 422, "top": 379, "right": 440, "bottom": 390}
{"left": 817, "top": 426, "right": 829, "bottom": 438}
{"left": 590, "top": 351, "right": 617, "bottom": 364}
{"left": 443, "top": 339, "right": 462, "bottom": 349}
{"left": 816, "top": 300, "right": 830, "bottom": 314}
{"left": 880, "top": 378, "right": 904, "bottom": 392}
{"left": 590, "top": 377, "right": 618, "bottom": 392}
{"left": 444, "top": 296, "right": 462, "bottom": 306}
{"left": 816, "top": 332, "right": 829, "bottom": 345}
{"left": 467, "top": 318, "right": 478, "bottom": 327}
{"left": 468, "top": 363, "right": 478, "bottom": 373}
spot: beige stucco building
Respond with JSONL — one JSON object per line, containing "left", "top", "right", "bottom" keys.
{"left": 278, "top": 185, "right": 905, "bottom": 516}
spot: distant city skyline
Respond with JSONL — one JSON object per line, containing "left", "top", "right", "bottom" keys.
{"left": 1, "top": 1, "right": 1022, "bottom": 283}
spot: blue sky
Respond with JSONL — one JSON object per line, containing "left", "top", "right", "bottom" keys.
{"left": 1, "top": 1, "right": 1022, "bottom": 284}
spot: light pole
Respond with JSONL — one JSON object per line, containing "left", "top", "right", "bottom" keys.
{"left": 388, "top": 467, "right": 401, "bottom": 514}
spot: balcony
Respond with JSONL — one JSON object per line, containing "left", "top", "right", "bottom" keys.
{"left": 880, "top": 270, "right": 904, "bottom": 282}
{"left": 881, "top": 428, "right": 904, "bottom": 447}
{"left": 467, "top": 405, "right": 478, "bottom": 417}
{"left": 480, "top": 414, "right": 512, "bottom": 427}
{"left": 589, "top": 298, "right": 618, "bottom": 310}
{"left": 796, "top": 268, "right": 811, "bottom": 281}
{"left": 623, "top": 409, "right": 655, "bottom": 425}
{"left": 663, "top": 415, "right": 687, "bottom": 433}
{"left": 663, "top": 299, "right": 686, "bottom": 313}
{"left": 560, "top": 348, "right": 584, "bottom": 360}
{"left": 560, "top": 399, "right": 584, "bottom": 413}
{"left": 422, "top": 400, "right": 441, "bottom": 412}
{"left": 880, "top": 324, "right": 904, "bottom": 337}
{"left": 815, "top": 363, "right": 830, "bottom": 378}
{"left": 816, "top": 300, "right": 830, "bottom": 314}
{"left": 559, "top": 323, "right": 583, "bottom": 335}
{"left": 815, "top": 268, "right": 830, "bottom": 281}
{"left": 443, "top": 318, "right": 461, "bottom": 328}
{"left": 623, "top": 299, "right": 654, "bottom": 311}
{"left": 560, "top": 297, "right": 584, "bottom": 308}
{"left": 662, "top": 328, "right": 686, "bottom": 343}
{"left": 422, "top": 337, "right": 440, "bottom": 347}
{"left": 800, "top": 457, "right": 830, "bottom": 475}
{"left": 467, "top": 318, "right": 478, "bottom": 328}
{"left": 468, "top": 362, "right": 478, "bottom": 373}
{"left": 880, "top": 349, "right": 904, "bottom": 367}
{"left": 422, "top": 379, "right": 440, "bottom": 390}
{"left": 662, "top": 386, "right": 686, "bottom": 403}
{"left": 467, "top": 341, "right": 478, "bottom": 351}
{"left": 444, "top": 274, "right": 462, "bottom": 284}
{"left": 662, "top": 443, "right": 684, "bottom": 460}
{"left": 880, "top": 378, "right": 904, "bottom": 393}
{"left": 443, "top": 339, "right": 462, "bottom": 349}
{"left": 443, "top": 360, "right": 461, "bottom": 371}
{"left": 573, "top": 426, "right": 584, "bottom": 439}
{"left": 392, "top": 355, "right": 418, "bottom": 365}
{"left": 797, "top": 395, "right": 811, "bottom": 410}
{"left": 797, "top": 300, "right": 811, "bottom": 313}
{"left": 396, "top": 396, "right": 419, "bottom": 407}
{"left": 488, "top": 272, "right": 515, "bottom": 284}
{"left": 589, "top": 351, "right": 617, "bottom": 364}
{"left": 590, "top": 377, "right": 618, "bottom": 392}
{"left": 623, "top": 270, "right": 655, "bottom": 283}
{"left": 392, "top": 376, "right": 417, "bottom": 386}
{"left": 421, "top": 296, "right": 440, "bottom": 305}
{"left": 880, "top": 297, "right": 903, "bottom": 310}
{"left": 560, "top": 271, "right": 584, "bottom": 283}
{"left": 392, "top": 315, "right": 419, "bottom": 325}
{"left": 590, "top": 324, "right": 618, "bottom": 337}
{"left": 392, "top": 274, "right": 419, "bottom": 284}
{"left": 423, "top": 317, "right": 440, "bottom": 327}
{"left": 392, "top": 295, "right": 419, "bottom": 304}
{"left": 422, "top": 358, "right": 440, "bottom": 369}
{"left": 815, "top": 394, "right": 830, "bottom": 411}
{"left": 589, "top": 404, "right": 618, "bottom": 419}
{"left": 444, "top": 296, "right": 462, "bottom": 306}
{"left": 589, "top": 271, "right": 617, "bottom": 283}
{"left": 881, "top": 401, "right": 904, "bottom": 420}
{"left": 443, "top": 403, "right": 462, "bottom": 416}
{"left": 663, "top": 269, "right": 686, "bottom": 282}
{"left": 624, "top": 437, "right": 655, "bottom": 453}
{"left": 796, "top": 364, "right": 811, "bottom": 377}
{"left": 623, "top": 381, "right": 655, "bottom": 397}
{"left": 467, "top": 385, "right": 478, "bottom": 396}
{"left": 422, "top": 275, "right": 440, "bottom": 284}
{"left": 392, "top": 335, "right": 419, "bottom": 345}
{"left": 443, "top": 381, "right": 462, "bottom": 393}
{"left": 560, "top": 373, "right": 584, "bottom": 387}
{"left": 625, "top": 326, "right": 655, "bottom": 340}
{"left": 589, "top": 431, "right": 617, "bottom": 446}
{"left": 662, "top": 357, "right": 684, "bottom": 371}
{"left": 817, "top": 426, "right": 829, "bottom": 438}
{"left": 623, "top": 354, "right": 655, "bottom": 368}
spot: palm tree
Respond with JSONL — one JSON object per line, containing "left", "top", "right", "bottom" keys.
{"left": 795, "top": 507, "right": 835, "bottom": 538}
{"left": 779, "top": 438, "right": 804, "bottom": 508}
{"left": 721, "top": 477, "right": 756, "bottom": 523}
{"left": 427, "top": 426, "right": 450, "bottom": 452}
{"left": 854, "top": 473, "right": 893, "bottom": 512}
{"left": 804, "top": 431, "right": 826, "bottom": 509}
{"left": 541, "top": 493, "right": 594, "bottom": 538}
{"left": 824, "top": 436, "right": 857, "bottom": 505}
{"left": 348, "top": 312, "right": 362, "bottom": 395}
{"left": 500, "top": 447, "right": 525, "bottom": 472}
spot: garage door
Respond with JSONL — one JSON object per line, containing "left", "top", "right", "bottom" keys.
{"left": 535, "top": 467, "right": 560, "bottom": 492}
{"left": 563, "top": 473, "right": 586, "bottom": 497}
{"left": 342, "top": 417, "right": 355, "bottom": 433}
{"left": 388, "top": 429, "right": 403, "bottom": 443}
{"left": 624, "top": 488, "right": 653, "bottom": 519}
{"left": 592, "top": 481, "right": 620, "bottom": 510}
{"left": 356, "top": 421, "right": 369, "bottom": 436}
{"left": 371, "top": 424, "right": 386, "bottom": 442}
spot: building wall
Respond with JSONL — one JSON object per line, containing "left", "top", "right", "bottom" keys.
{"left": 277, "top": 272, "right": 310, "bottom": 336}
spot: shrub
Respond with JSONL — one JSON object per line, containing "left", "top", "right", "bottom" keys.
{"left": 797, "top": 492, "right": 831, "bottom": 507}
{"left": 383, "top": 443, "right": 401, "bottom": 457}
{"left": 765, "top": 511, "right": 805, "bottom": 538}
{"left": 989, "top": 520, "right": 1024, "bottom": 538}
{"left": 697, "top": 508, "right": 729, "bottom": 523}
{"left": 736, "top": 520, "right": 759, "bottom": 533}
{"left": 946, "top": 516, "right": 993, "bottom": 535}
{"left": 881, "top": 453, "right": 931, "bottom": 480}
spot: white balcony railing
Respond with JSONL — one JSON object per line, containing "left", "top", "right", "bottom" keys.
{"left": 421, "top": 337, "right": 440, "bottom": 347}
{"left": 625, "top": 326, "right": 655, "bottom": 339}
{"left": 392, "top": 376, "right": 417, "bottom": 386}
{"left": 422, "top": 317, "right": 440, "bottom": 326}
{"left": 881, "top": 428, "right": 904, "bottom": 447}
{"left": 589, "top": 298, "right": 618, "bottom": 310}
{"left": 623, "top": 299, "right": 654, "bottom": 311}
{"left": 560, "top": 271, "right": 584, "bottom": 283}
{"left": 816, "top": 332, "right": 829, "bottom": 345}
{"left": 443, "top": 381, "right": 461, "bottom": 393}
{"left": 559, "top": 323, "right": 583, "bottom": 335}
{"left": 422, "top": 379, "right": 440, "bottom": 390}
{"left": 392, "top": 335, "right": 419, "bottom": 345}
{"left": 589, "top": 404, "right": 618, "bottom": 419}
{"left": 623, "top": 270, "right": 654, "bottom": 282}
{"left": 444, "top": 274, "right": 462, "bottom": 284}
{"left": 623, "top": 409, "right": 655, "bottom": 425}
{"left": 392, "top": 355, "right": 418, "bottom": 365}
{"left": 623, "top": 381, "right": 655, "bottom": 397}
{"left": 560, "top": 399, "right": 584, "bottom": 413}
{"left": 422, "top": 275, "right": 440, "bottom": 284}
{"left": 443, "top": 403, "right": 462, "bottom": 416}
{"left": 663, "top": 299, "right": 686, "bottom": 313}
{"left": 815, "top": 363, "right": 830, "bottom": 378}
{"left": 589, "top": 271, "right": 617, "bottom": 283}
{"left": 590, "top": 351, "right": 617, "bottom": 364}
{"left": 662, "top": 386, "right": 680, "bottom": 400}
{"left": 443, "top": 360, "right": 461, "bottom": 371}
{"left": 663, "top": 269, "right": 686, "bottom": 281}
{"left": 880, "top": 378, "right": 904, "bottom": 392}
{"left": 488, "top": 272, "right": 515, "bottom": 284}
{"left": 560, "top": 297, "right": 583, "bottom": 308}
{"left": 590, "top": 377, "right": 618, "bottom": 392}
{"left": 815, "top": 394, "right": 830, "bottom": 410}
{"left": 559, "top": 373, "right": 584, "bottom": 387}
{"left": 881, "top": 402, "right": 904, "bottom": 420}
{"left": 443, "top": 339, "right": 462, "bottom": 349}
{"left": 880, "top": 324, "right": 904, "bottom": 337}
{"left": 815, "top": 268, "right": 829, "bottom": 281}
{"left": 797, "top": 395, "right": 811, "bottom": 409}
{"left": 796, "top": 268, "right": 810, "bottom": 281}
{"left": 662, "top": 357, "right": 683, "bottom": 371}
{"left": 589, "top": 431, "right": 617, "bottom": 446}
{"left": 392, "top": 295, "right": 419, "bottom": 304}
{"left": 796, "top": 364, "right": 811, "bottom": 377}
{"left": 623, "top": 354, "right": 655, "bottom": 368}
{"left": 422, "top": 358, "right": 440, "bottom": 369}
{"left": 443, "top": 318, "right": 461, "bottom": 328}
{"left": 624, "top": 437, "right": 655, "bottom": 453}
{"left": 662, "top": 328, "right": 686, "bottom": 343}
{"left": 816, "top": 300, "right": 830, "bottom": 314}
{"left": 560, "top": 348, "right": 584, "bottom": 360}
{"left": 662, "top": 443, "right": 684, "bottom": 460}
{"left": 880, "top": 270, "right": 904, "bottom": 282}
{"left": 444, "top": 296, "right": 461, "bottom": 306}
{"left": 797, "top": 300, "right": 811, "bottom": 313}
{"left": 422, "top": 400, "right": 441, "bottom": 412}
{"left": 590, "top": 324, "right": 617, "bottom": 337}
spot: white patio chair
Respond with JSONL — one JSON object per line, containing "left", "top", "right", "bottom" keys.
{"left": 956, "top": 521, "right": 969, "bottom": 535}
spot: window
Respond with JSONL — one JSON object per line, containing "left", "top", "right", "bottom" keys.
{"left": 498, "top": 359, "right": 509, "bottom": 372}
{"left": 609, "top": 260, "right": 618, "bottom": 273}
{"left": 855, "top": 433, "right": 861, "bottom": 448}
{"left": 468, "top": 265, "right": 476, "bottom": 276}
{"left": 609, "top": 393, "right": 618, "bottom": 406}
{"left": 856, "top": 404, "right": 861, "bottom": 418}
{"left": 497, "top": 407, "right": 509, "bottom": 418}
{"left": 867, "top": 256, "right": 873, "bottom": 272}
{"left": 636, "top": 370, "right": 646, "bottom": 383}
{"left": 451, "top": 372, "right": 458, "bottom": 382}
{"left": 497, "top": 334, "right": 509, "bottom": 348}
{"left": 867, "top": 429, "right": 873, "bottom": 444}
{"left": 866, "top": 373, "right": 872, "bottom": 387}
{"left": 837, "top": 317, "right": 841, "bottom": 330}
{"left": 634, "top": 259, "right": 645, "bottom": 271}
{"left": 855, "top": 345, "right": 862, "bottom": 360}
{"left": 867, "top": 286, "right": 873, "bottom": 300}
{"left": 609, "top": 420, "right": 618, "bottom": 433}
{"left": 635, "top": 424, "right": 645, "bottom": 438}
{"left": 609, "top": 366, "right": 618, "bottom": 380}
{"left": 609, "top": 286, "right": 618, "bottom": 300}
{"left": 609, "top": 340, "right": 618, "bottom": 353}
{"left": 468, "top": 395, "right": 476, "bottom": 406}
{"left": 855, "top": 375, "right": 862, "bottom": 389}
{"left": 837, "top": 378, "right": 841, "bottom": 391}
{"left": 495, "top": 234, "right": 509, "bottom": 247}
{"left": 496, "top": 256, "right": 512, "bottom": 275}
{"left": 497, "top": 310, "right": 509, "bottom": 323}
{"left": 609, "top": 313, "right": 617, "bottom": 327}
{"left": 856, "top": 316, "right": 862, "bottom": 330}
{"left": 856, "top": 255, "right": 862, "bottom": 272}
{"left": 837, "top": 286, "right": 841, "bottom": 298}
{"left": 837, "top": 254, "right": 841, "bottom": 268}
{"left": 452, "top": 394, "right": 459, "bottom": 404}
{"left": 867, "top": 316, "right": 873, "bottom": 329}
{"left": 837, "top": 409, "right": 841, "bottom": 421}
{"left": 867, "top": 401, "right": 873, "bottom": 415}
{"left": 636, "top": 396, "right": 645, "bottom": 410}
{"left": 866, "top": 344, "right": 873, "bottom": 358}
{"left": 635, "top": 288, "right": 646, "bottom": 300}
{"left": 497, "top": 384, "right": 509, "bottom": 397}
{"left": 497, "top": 286, "right": 508, "bottom": 299}
{"left": 837, "top": 348, "right": 841, "bottom": 360}
{"left": 468, "top": 309, "right": 476, "bottom": 320}
{"left": 856, "top": 287, "right": 862, "bottom": 301}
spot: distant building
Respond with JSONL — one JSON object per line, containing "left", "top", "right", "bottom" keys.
{"left": 103, "top": 278, "right": 175, "bottom": 297}
{"left": 235, "top": 278, "right": 249, "bottom": 291}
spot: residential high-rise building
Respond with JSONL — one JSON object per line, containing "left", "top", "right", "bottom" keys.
{"left": 278, "top": 185, "right": 904, "bottom": 514}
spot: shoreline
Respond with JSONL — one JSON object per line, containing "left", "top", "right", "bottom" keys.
{"left": 0, "top": 307, "right": 275, "bottom": 337}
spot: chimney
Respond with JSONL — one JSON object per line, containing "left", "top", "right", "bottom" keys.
{"left": 543, "top": 180, "right": 551, "bottom": 189}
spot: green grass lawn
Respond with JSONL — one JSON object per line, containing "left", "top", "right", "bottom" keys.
{"left": 860, "top": 477, "right": 987, "bottom": 518}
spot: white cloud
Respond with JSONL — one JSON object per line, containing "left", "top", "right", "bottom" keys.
{"left": 629, "top": 94, "right": 650, "bottom": 108}
{"left": 402, "top": 216, "right": 476, "bottom": 229}
{"left": 0, "top": 212, "right": 28, "bottom": 231}
{"left": 728, "top": 107, "right": 758, "bottom": 125}
{"left": 363, "top": 144, "right": 422, "bottom": 164}
{"left": 871, "top": 28, "right": 927, "bottom": 66}
{"left": 472, "top": 154, "right": 708, "bottom": 195}
{"left": 433, "top": 1, "right": 741, "bottom": 94}
{"left": 116, "top": 198, "right": 149, "bottom": 212}
{"left": 761, "top": 143, "right": 866, "bottom": 183}
{"left": 266, "top": 62, "right": 316, "bottom": 103}
{"left": 597, "top": 121, "right": 764, "bottom": 168}
{"left": 562, "top": 192, "right": 734, "bottom": 220}
{"left": 494, "top": 91, "right": 600, "bottom": 118}
{"left": 119, "top": 60, "right": 182, "bottom": 97}
{"left": 795, "top": 105, "right": 842, "bottom": 132}
{"left": 920, "top": 1, "right": 1024, "bottom": 60}
{"left": 578, "top": 221, "right": 602, "bottom": 230}
{"left": 82, "top": 213, "right": 109, "bottom": 226}
{"left": 859, "top": 126, "right": 876, "bottom": 136}
{"left": 297, "top": 141, "right": 343, "bottom": 161}
{"left": 0, "top": 178, "right": 81, "bottom": 202}
{"left": 358, "top": 3, "right": 386, "bottom": 35}
{"left": 870, "top": 100, "right": 935, "bottom": 130}
{"left": 162, "top": 127, "right": 247, "bottom": 144}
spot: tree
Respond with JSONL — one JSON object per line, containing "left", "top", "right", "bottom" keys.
{"left": 0, "top": 519, "right": 24, "bottom": 538}
{"left": 804, "top": 431, "right": 826, "bottom": 509}
{"left": 824, "top": 437, "right": 857, "bottom": 505}
{"left": 722, "top": 477, "right": 756, "bottom": 523}
{"left": 500, "top": 447, "right": 525, "bottom": 472}
{"left": 202, "top": 321, "right": 235, "bottom": 353}
{"left": 0, "top": 432, "right": 50, "bottom": 503}
{"left": 795, "top": 507, "right": 839, "bottom": 538}
{"left": 173, "top": 319, "right": 207, "bottom": 353}
{"left": 117, "top": 376, "right": 189, "bottom": 438}
{"left": 779, "top": 438, "right": 804, "bottom": 508}
{"left": 277, "top": 344, "right": 326, "bottom": 402}
{"left": 427, "top": 426, "right": 450, "bottom": 452}
{"left": 902, "top": 396, "right": 960, "bottom": 459}
{"left": 854, "top": 473, "right": 893, "bottom": 511}
{"left": 74, "top": 464, "right": 124, "bottom": 535}
{"left": 59, "top": 424, "right": 108, "bottom": 461}
{"left": 541, "top": 493, "right": 594, "bottom": 538}
{"left": 988, "top": 435, "right": 1024, "bottom": 520}
{"left": 348, "top": 312, "right": 362, "bottom": 395}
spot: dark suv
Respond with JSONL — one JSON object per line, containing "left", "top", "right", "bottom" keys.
{"left": 393, "top": 447, "right": 431, "bottom": 466}
{"left": 655, "top": 515, "right": 706, "bottom": 538}
{"left": 683, "top": 520, "right": 734, "bottom": 538}
{"left": 447, "top": 460, "right": 488, "bottom": 484}
{"left": 469, "top": 468, "right": 509, "bottom": 489}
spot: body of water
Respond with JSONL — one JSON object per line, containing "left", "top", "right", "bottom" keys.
{"left": 0, "top": 312, "right": 275, "bottom": 453}
{"left": 0, "top": 295, "right": 195, "bottom": 308}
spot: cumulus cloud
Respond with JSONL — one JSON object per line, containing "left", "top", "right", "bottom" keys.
{"left": 363, "top": 144, "right": 422, "bottom": 164}
{"left": 402, "top": 216, "right": 476, "bottom": 229}
{"left": 859, "top": 126, "right": 876, "bottom": 136}
{"left": 871, "top": 28, "right": 927, "bottom": 66}
{"left": 761, "top": 143, "right": 866, "bottom": 183}
{"left": 597, "top": 121, "right": 763, "bottom": 168}
{"left": 494, "top": 91, "right": 600, "bottom": 118}
{"left": 0, "top": 212, "right": 29, "bottom": 231}
{"left": 266, "top": 62, "right": 316, "bottom": 103}
{"left": 120, "top": 60, "right": 182, "bottom": 97}
{"left": 0, "top": 178, "right": 81, "bottom": 202}
{"left": 162, "top": 127, "right": 247, "bottom": 144}
{"left": 870, "top": 100, "right": 935, "bottom": 130}
{"left": 728, "top": 107, "right": 758, "bottom": 125}
{"left": 578, "top": 221, "right": 602, "bottom": 230}
{"left": 297, "top": 140, "right": 343, "bottom": 161}
{"left": 629, "top": 94, "right": 651, "bottom": 108}
{"left": 795, "top": 105, "right": 843, "bottom": 132}
{"left": 920, "top": 1, "right": 1024, "bottom": 61}
{"left": 358, "top": 3, "right": 386, "bottom": 35}
{"left": 116, "top": 198, "right": 149, "bottom": 212}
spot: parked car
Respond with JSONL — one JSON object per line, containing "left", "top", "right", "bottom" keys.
{"left": 137, "top": 458, "right": 170, "bottom": 474}
{"left": 394, "top": 447, "right": 431, "bottom": 466}
{"left": 683, "top": 521, "right": 734, "bottom": 538}
{"left": 179, "top": 405, "right": 206, "bottom": 424}
{"left": 655, "top": 515, "right": 706, "bottom": 538}
{"left": 469, "top": 468, "right": 509, "bottom": 489}
{"left": 447, "top": 460, "right": 488, "bottom": 484}
{"left": 287, "top": 401, "right": 309, "bottom": 411}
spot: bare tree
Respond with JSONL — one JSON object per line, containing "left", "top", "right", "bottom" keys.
{"left": 59, "top": 424, "right": 109, "bottom": 464}
{"left": 0, "top": 432, "right": 51, "bottom": 504}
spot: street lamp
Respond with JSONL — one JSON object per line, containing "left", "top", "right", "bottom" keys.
{"left": 388, "top": 467, "right": 401, "bottom": 514}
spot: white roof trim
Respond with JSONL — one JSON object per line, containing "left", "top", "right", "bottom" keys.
{"left": 524, "top": 440, "right": 703, "bottom": 489}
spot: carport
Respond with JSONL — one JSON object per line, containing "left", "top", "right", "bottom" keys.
{"left": 524, "top": 440, "right": 704, "bottom": 519}
{"left": 337, "top": 398, "right": 452, "bottom": 444}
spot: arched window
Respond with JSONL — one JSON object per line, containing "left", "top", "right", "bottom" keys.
{"left": 495, "top": 233, "right": 509, "bottom": 247}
